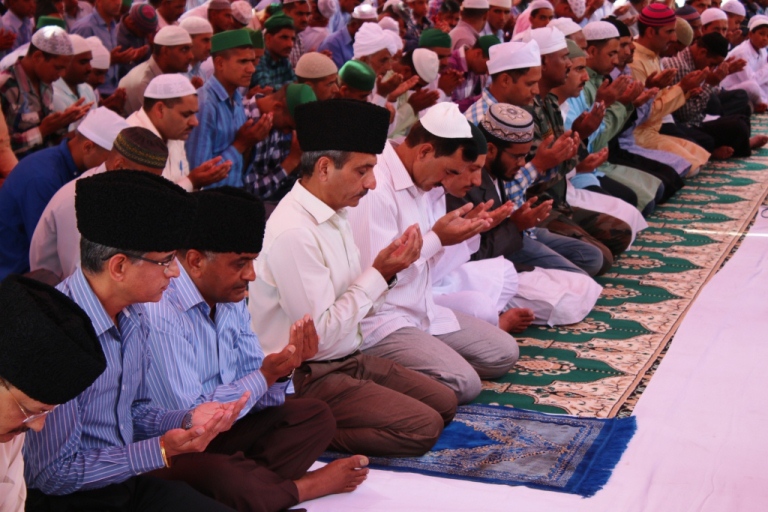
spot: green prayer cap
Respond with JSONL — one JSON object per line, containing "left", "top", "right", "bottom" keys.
{"left": 264, "top": 14, "right": 295, "bottom": 32}
{"left": 469, "top": 122, "right": 487, "bottom": 155}
{"left": 36, "top": 16, "right": 67, "bottom": 31}
{"left": 476, "top": 35, "right": 500, "bottom": 58}
{"left": 419, "top": 28, "right": 452, "bottom": 49}
{"left": 285, "top": 83, "right": 317, "bottom": 118}
{"left": 566, "top": 39, "right": 585, "bottom": 59}
{"left": 122, "top": 0, "right": 133, "bottom": 8}
{"left": 266, "top": 3, "right": 283, "bottom": 15}
{"left": 246, "top": 28, "right": 264, "bottom": 49}
{"left": 211, "top": 29, "right": 254, "bottom": 54}
{"left": 339, "top": 60, "right": 376, "bottom": 92}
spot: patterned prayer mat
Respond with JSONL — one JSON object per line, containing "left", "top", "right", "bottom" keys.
{"left": 323, "top": 405, "right": 636, "bottom": 497}
{"left": 473, "top": 115, "right": 768, "bottom": 418}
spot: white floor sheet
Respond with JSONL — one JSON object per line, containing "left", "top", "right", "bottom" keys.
{"left": 304, "top": 207, "right": 768, "bottom": 512}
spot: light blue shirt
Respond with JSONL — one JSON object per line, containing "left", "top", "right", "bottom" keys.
{"left": 143, "top": 264, "right": 286, "bottom": 416}
{"left": 23, "top": 269, "right": 188, "bottom": 495}
{"left": 318, "top": 27, "right": 353, "bottom": 69}
{"left": 186, "top": 76, "right": 247, "bottom": 188}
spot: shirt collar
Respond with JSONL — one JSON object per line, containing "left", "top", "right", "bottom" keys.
{"left": 208, "top": 75, "right": 242, "bottom": 103}
{"left": 92, "top": 9, "right": 115, "bottom": 29}
{"left": 292, "top": 180, "right": 338, "bottom": 225}
{"left": 66, "top": 268, "right": 120, "bottom": 337}
{"left": 58, "top": 138, "right": 81, "bottom": 178}
{"left": 384, "top": 141, "right": 417, "bottom": 192}
{"left": 133, "top": 107, "right": 163, "bottom": 138}
{"left": 633, "top": 41, "right": 657, "bottom": 60}
{"left": 173, "top": 263, "right": 209, "bottom": 313}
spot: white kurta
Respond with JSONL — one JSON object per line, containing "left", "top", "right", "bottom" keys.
{"left": 249, "top": 181, "right": 389, "bottom": 359}
{"left": 28, "top": 166, "right": 106, "bottom": 279}
{"left": 348, "top": 141, "right": 461, "bottom": 347}
{"left": 0, "top": 434, "right": 25, "bottom": 512}
{"left": 721, "top": 40, "right": 768, "bottom": 105}
{"left": 126, "top": 108, "right": 193, "bottom": 191}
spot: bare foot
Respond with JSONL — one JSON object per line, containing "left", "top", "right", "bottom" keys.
{"left": 294, "top": 456, "right": 369, "bottom": 502}
{"left": 750, "top": 135, "right": 768, "bottom": 149}
{"left": 498, "top": 308, "right": 536, "bottom": 333}
{"left": 711, "top": 146, "right": 734, "bottom": 160}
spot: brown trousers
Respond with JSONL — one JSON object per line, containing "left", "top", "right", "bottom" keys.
{"left": 151, "top": 398, "right": 335, "bottom": 512}
{"left": 293, "top": 353, "right": 458, "bottom": 457}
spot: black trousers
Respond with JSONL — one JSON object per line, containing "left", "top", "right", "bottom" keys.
{"left": 26, "top": 476, "right": 235, "bottom": 512}
{"left": 585, "top": 176, "right": 638, "bottom": 207}
{"left": 708, "top": 89, "right": 752, "bottom": 118}
{"left": 608, "top": 138, "right": 684, "bottom": 203}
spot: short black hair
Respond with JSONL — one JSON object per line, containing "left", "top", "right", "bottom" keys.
{"left": 439, "top": 0, "right": 460, "bottom": 14}
{"left": 143, "top": 96, "right": 184, "bottom": 112}
{"left": 27, "top": 43, "right": 56, "bottom": 61}
{"left": 586, "top": 37, "right": 619, "bottom": 51}
{"left": 491, "top": 67, "right": 531, "bottom": 82}
{"left": 405, "top": 122, "right": 479, "bottom": 162}
{"left": 462, "top": 8, "right": 488, "bottom": 20}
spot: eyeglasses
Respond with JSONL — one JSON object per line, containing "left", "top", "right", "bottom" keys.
{"left": 1, "top": 380, "right": 57, "bottom": 424}
{"left": 102, "top": 252, "right": 177, "bottom": 274}
{"left": 501, "top": 149, "right": 529, "bottom": 163}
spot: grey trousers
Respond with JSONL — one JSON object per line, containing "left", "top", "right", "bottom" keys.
{"left": 363, "top": 311, "right": 519, "bottom": 404}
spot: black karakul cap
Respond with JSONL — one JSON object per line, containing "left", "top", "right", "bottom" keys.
{"left": 187, "top": 187, "right": 266, "bottom": 253}
{"left": 294, "top": 99, "right": 390, "bottom": 154}
{"left": 0, "top": 275, "right": 107, "bottom": 404}
{"left": 75, "top": 170, "right": 196, "bottom": 252}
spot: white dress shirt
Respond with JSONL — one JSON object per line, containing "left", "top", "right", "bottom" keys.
{"left": 721, "top": 40, "right": 768, "bottom": 104}
{"left": 28, "top": 165, "right": 106, "bottom": 279}
{"left": 249, "top": 181, "right": 389, "bottom": 359}
{"left": 0, "top": 434, "right": 25, "bottom": 512}
{"left": 126, "top": 108, "right": 193, "bottom": 191}
{"left": 347, "top": 141, "right": 461, "bottom": 348}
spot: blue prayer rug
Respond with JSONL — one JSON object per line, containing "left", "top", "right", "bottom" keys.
{"left": 323, "top": 404, "right": 637, "bottom": 497}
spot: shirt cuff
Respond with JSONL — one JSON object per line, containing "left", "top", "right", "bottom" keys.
{"left": 422, "top": 230, "right": 443, "bottom": 260}
{"left": 176, "top": 175, "right": 194, "bottom": 192}
{"left": 127, "top": 437, "right": 166, "bottom": 475}
{"left": 158, "top": 409, "right": 189, "bottom": 433}
{"left": 356, "top": 266, "right": 389, "bottom": 301}
{"left": 240, "top": 369, "right": 269, "bottom": 402}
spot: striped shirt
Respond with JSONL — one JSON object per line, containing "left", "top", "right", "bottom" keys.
{"left": 464, "top": 88, "right": 499, "bottom": 125}
{"left": 23, "top": 269, "right": 188, "bottom": 495}
{"left": 143, "top": 264, "right": 286, "bottom": 415}
{"left": 347, "top": 141, "right": 460, "bottom": 348}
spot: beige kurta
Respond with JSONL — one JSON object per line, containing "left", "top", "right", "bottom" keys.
{"left": 0, "top": 434, "right": 26, "bottom": 512}
{"left": 0, "top": 113, "right": 18, "bottom": 187}
{"left": 629, "top": 43, "right": 710, "bottom": 176}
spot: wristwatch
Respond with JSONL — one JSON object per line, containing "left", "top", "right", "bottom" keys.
{"left": 276, "top": 369, "right": 295, "bottom": 383}
{"left": 182, "top": 411, "right": 193, "bottom": 430}
{"left": 387, "top": 274, "right": 398, "bottom": 290}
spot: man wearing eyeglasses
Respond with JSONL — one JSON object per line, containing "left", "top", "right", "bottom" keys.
{"left": 23, "top": 171, "right": 241, "bottom": 511}
{"left": 0, "top": 274, "right": 107, "bottom": 512}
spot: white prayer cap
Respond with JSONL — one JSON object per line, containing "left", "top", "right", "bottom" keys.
{"left": 180, "top": 16, "right": 213, "bottom": 35}
{"left": 68, "top": 34, "right": 92, "bottom": 56}
{"left": 144, "top": 73, "right": 197, "bottom": 99}
{"left": 722, "top": 1, "right": 746, "bottom": 17}
{"left": 77, "top": 107, "right": 131, "bottom": 151}
{"left": 488, "top": 0, "right": 512, "bottom": 8}
{"left": 86, "top": 37, "right": 110, "bottom": 69}
{"left": 520, "top": 27, "right": 566, "bottom": 55}
{"left": 528, "top": 0, "right": 554, "bottom": 11}
{"left": 379, "top": 16, "right": 399, "bottom": 33}
{"left": 31, "top": 26, "right": 73, "bottom": 56}
{"left": 154, "top": 26, "right": 192, "bottom": 46}
{"left": 295, "top": 52, "right": 338, "bottom": 78}
{"left": 231, "top": 1, "right": 254, "bottom": 25}
{"left": 701, "top": 8, "right": 728, "bottom": 25}
{"left": 487, "top": 40, "right": 540, "bottom": 74}
{"left": 548, "top": 17, "right": 582, "bottom": 37}
{"left": 582, "top": 21, "right": 620, "bottom": 41}
{"left": 412, "top": 48, "right": 439, "bottom": 83}
{"left": 748, "top": 14, "right": 768, "bottom": 31}
{"left": 352, "top": 4, "right": 378, "bottom": 20}
{"left": 462, "top": 0, "right": 490, "bottom": 9}
{"left": 353, "top": 23, "right": 395, "bottom": 58}
{"left": 385, "top": 30, "right": 404, "bottom": 52}
{"left": 567, "top": 0, "right": 585, "bottom": 18}
{"left": 318, "top": 0, "right": 337, "bottom": 19}
{"left": 421, "top": 103, "right": 472, "bottom": 139}
{"left": 381, "top": 0, "right": 400, "bottom": 10}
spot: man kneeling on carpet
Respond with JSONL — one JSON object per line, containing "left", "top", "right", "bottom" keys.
{"left": 250, "top": 99, "right": 458, "bottom": 457}
{"left": 143, "top": 186, "right": 370, "bottom": 511}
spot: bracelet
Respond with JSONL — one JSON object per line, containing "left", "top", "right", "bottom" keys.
{"left": 159, "top": 436, "right": 171, "bottom": 468}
